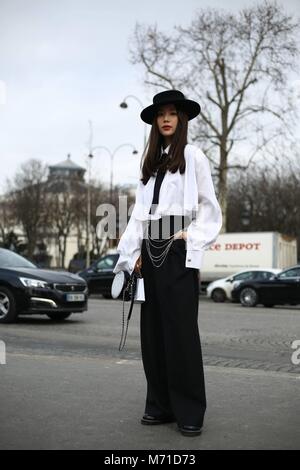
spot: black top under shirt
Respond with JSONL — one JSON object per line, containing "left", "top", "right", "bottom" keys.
{"left": 148, "top": 165, "right": 167, "bottom": 215}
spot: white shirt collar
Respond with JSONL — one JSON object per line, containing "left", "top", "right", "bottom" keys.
{"left": 161, "top": 144, "right": 171, "bottom": 155}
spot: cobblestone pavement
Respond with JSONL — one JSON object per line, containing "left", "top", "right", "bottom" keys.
{"left": 199, "top": 300, "right": 299, "bottom": 374}
{"left": 1, "top": 297, "right": 299, "bottom": 450}
{"left": 1, "top": 297, "right": 299, "bottom": 375}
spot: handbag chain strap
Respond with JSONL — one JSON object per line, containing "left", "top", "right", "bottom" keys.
{"left": 118, "top": 272, "right": 137, "bottom": 351}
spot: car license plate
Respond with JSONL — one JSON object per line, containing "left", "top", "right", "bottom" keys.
{"left": 66, "top": 293, "right": 85, "bottom": 302}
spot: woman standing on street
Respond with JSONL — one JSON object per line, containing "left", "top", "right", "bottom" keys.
{"left": 113, "top": 89, "right": 222, "bottom": 436}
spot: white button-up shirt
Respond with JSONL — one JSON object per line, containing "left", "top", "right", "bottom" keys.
{"left": 113, "top": 143, "right": 223, "bottom": 274}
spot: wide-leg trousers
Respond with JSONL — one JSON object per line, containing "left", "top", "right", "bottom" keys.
{"left": 140, "top": 216, "right": 206, "bottom": 427}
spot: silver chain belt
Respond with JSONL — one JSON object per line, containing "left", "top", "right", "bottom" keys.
{"left": 145, "top": 219, "right": 185, "bottom": 268}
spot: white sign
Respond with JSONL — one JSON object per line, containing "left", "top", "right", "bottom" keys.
{"left": 204, "top": 232, "right": 274, "bottom": 272}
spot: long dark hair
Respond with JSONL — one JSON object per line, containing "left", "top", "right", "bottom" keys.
{"left": 140, "top": 106, "right": 188, "bottom": 185}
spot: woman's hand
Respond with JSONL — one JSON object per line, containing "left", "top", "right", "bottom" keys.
{"left": 134, "top": 255, "right": 142, "bottom": 274}
{"left": 174, "top": 230, "right": 187, "bottom": 241}
{"left": 181, "top": 230, "right": 187, "bottom": 241}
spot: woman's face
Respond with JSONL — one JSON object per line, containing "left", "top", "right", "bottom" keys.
{"left": 156, "top": 103, "right": 178, "bottom": 141}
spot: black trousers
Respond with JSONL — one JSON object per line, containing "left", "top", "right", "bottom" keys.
{"left": 140, "top": 216, "right": 206, "bottom": 427}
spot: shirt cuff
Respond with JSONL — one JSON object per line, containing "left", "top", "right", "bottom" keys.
{"left": 112, "top": 251, "right": 141, "bottom": 275}
{"left": 113, "top": 254, "right": 132, "bottom": 275}
{"left": 185, "top": 249, "right": 204, "bottom": 270}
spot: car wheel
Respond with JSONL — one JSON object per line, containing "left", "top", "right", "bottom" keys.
{"left": 46, "top": 313, "right": 72, "bottom": 321}
{"left": 240, "top": 287, "right": 258, "bottom": 307}
{"left": 0, "top": 286, "right": 18, "bottom": 324}
{"left": 211, "top": 288, "right": 226, "bottom": 303}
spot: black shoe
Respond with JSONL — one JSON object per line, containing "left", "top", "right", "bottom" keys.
{"left": 178, "top": 425, "right": 203, "bottom": 436}
{"left": 141, "top": 414, "right": 175, "bottom": 425}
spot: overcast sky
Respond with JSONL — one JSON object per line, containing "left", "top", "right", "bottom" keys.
{"left": 0, "top": 0, "right": 299, "bottom": 193}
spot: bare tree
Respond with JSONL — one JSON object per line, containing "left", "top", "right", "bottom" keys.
{"left": 90, "top": 181, "right": 109, "bottom": 257}
{"left": 129, "top": 0, "right": 300, "bottom": 231}
{"left": 46, "top": 174, "right": 89, "bottom": 269}
{"left": 48, "top": 191, "right": 75, "bottom": 269}
{"left": 0, "top": 197, "right": 16, "bottom": 247}
{"left": 61, "top": 178, "right": 123, "bottom": 265}
{"left": 227, "top": 149, "right": 300, "bottom": 254}
{"left": 8, "top": 159, "right": 49, "bottom": 259}
{"left": 73, "top": 178, "right": 108, "bottom": 261}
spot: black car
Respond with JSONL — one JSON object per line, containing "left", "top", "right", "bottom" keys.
{"left": 0, "top": 248, "right": 88, "bottom": 323}
{"left": 68, "top": 257, "right": 87, "bottom": 274}
{"left": 231, "top": 265, "right": 300, "bottom": 308}
{"left": 78, "top": 253, "right": 119, "bottom": 298}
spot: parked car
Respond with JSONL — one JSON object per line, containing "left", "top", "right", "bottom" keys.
{"left": 199, "top": 231, "right": 297, "bottom": 287}
{"left": 0, "top": 248, "right": 88, "bottom": 323}
{"left": 68, "top": 256, "right": 87, "bottom": 274}
{"left": 68, "top": 252, "right": 98, "bottom": 273}
{"left": 78, "top": 253, "right": 119, "bottom": 298}
{"left": 206, "top": 268, "right": 281, "bottom": 302}
{"left": 231, "top": 265, "right": 300, "bottom": 307}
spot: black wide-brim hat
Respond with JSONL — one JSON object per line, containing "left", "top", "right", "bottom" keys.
{"left": 140, "top": 89, "right": 201, "bottom": 125}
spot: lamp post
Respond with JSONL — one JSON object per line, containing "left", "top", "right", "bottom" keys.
{"left": 91, "top": 143, "right": 138, "bottom": 203}
{"left": 86, "top": 143, "right": 138, "bottom": 259}
{"left": 86, "top": 152, "right": 93, "bottom": 268}
{"left": 119, "top": 95, "right": 148, "bottom": 150}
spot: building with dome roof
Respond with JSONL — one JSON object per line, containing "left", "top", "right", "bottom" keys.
{"left": 48, "top": 154, "right": 86, "bottom": 181}
{"left": 1, "top": 154, "right": 134, "bottom": 269}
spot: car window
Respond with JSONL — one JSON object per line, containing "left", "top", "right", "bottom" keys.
{"left": 96, "top": 256, "right": 117, "bottom": 270}
{"left": 0, "top": 249, "right": 36, "bottom": 268}
{"left": 255, "top": 271, "right": 276, "bottom": 280}
{"left": 278, "top": 268, "right": 300, "bottom": 279}
{"left": 233, "top": 271, "right": 255, "bottom": 281}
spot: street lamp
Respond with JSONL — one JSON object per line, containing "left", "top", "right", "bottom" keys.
{"left": 86, "top": 143, "right": 138, "bottom": 260}
{"left": 119, "top": 95, "right": 148, "bottom": 150}
{"left": 86, "top": 152, "right": 93, "bottom": 268}
{"left": 91, "top": 143, "right": 138, "bottom": 203}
